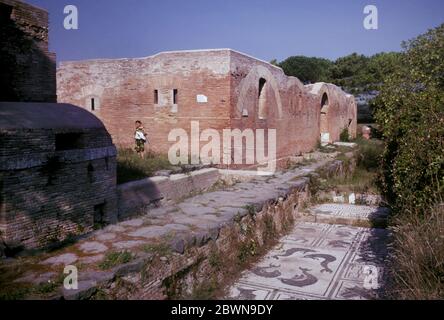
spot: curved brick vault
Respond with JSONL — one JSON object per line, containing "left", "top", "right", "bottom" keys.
{"left": 235, "top": 64, "right": 283, "bottom": 119}
{"left": 306, "top": 82, "right": 357, "bottom": 143}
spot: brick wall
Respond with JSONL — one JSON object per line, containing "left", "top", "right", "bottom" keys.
{"left": 0, "top": 0, "right": 56, "bottom": 102}
{"left": 57, "top": 50, "right": 232, "bottom": 157}
{"left": 57, "top": 49, "right": 357, "bottom": 168}
{"left": 306, "top": 83, "right": 358, "bottom": 143}
{"left": 229, "top": 50, "right": 321, "bottom": 164}
{"left": 0, "top": 104, "right": 118, "bottom": 249}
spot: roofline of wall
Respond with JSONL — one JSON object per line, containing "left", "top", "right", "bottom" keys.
{"left": 58, "top": 48, "right": 284, "bottom": 72}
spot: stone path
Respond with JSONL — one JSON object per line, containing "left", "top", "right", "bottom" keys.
{"left": 3, "top": 151, "right": 342, "bottom": 297}
{"left": 228, "top": 204, "right": 390, "bottom": 300}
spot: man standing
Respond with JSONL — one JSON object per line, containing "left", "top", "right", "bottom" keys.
{"left": 134, "top": 120, "right": 148, "bottom": 158}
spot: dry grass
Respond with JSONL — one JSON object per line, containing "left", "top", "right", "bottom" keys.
{"left": 116, "top": 149, "right": 173, "bottom": 184}
{"left": 321, "top": 167, "right": 379, "bottom": 194}
{"left": 387, "top": 203, "right": 444, "bottom": 299}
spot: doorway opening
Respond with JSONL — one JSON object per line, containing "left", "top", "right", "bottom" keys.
{"left": 320, "top": 93, "right": 330, "bottom": 143}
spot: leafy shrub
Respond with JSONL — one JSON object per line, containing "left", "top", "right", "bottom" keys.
{"left": 374, "top": 24, "right": 444, "bottom": 299}
{"left": 339, "top": 127, "right": 350, "bottom": 142}
{"left": 374, "top": 24, "right": 444, "bottom": 214}
{"left": 355, "top": 138, "right": 383, "bottom": 171}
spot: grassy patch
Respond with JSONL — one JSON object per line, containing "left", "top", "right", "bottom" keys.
{"left": 0, "top": 272, "right": 64, "bottom": 300}
{"left": 117, "top": 149, "right": 173, "bottom": 184}
{"left": 190, "top": 278, "right": 219, "bottom": 300}
{"left": 354, "top": 137, "right": 384, "bottom": 171}
{"left": 321, "top": 167, "right": 379, "bottom": 194}
{"left": 99, "top": 251, "right": 134, "bottom": 270}
{"left": 387, "top": 203, "right": 444, "bottom": 299}
{"left": 0, "top": 284, "right": 32, "bottom": 300}
{"left": 143, "top": 242, "right": 171, "bottom": 257}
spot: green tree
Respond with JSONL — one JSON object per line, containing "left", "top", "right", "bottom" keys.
{"left": 330, "top": 52, "right": 401, "bottom": 93}
{"left": 374, "top": 24, "right": 444, "bottom": 214}
{"left": 278, "top": 56, "right": 333, "bottom": 84}
{"left": 269, "top": 59, "right": 279, "bottom": 66}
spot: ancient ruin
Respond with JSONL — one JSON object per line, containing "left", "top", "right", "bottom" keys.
{"left": 0, "top": 0, "right": 116, "bottom": 249}
{"left": 0, "top": 0, "right": 56, "bottom": 102}
{"left": 0, "top": 103, "right": 117, "bottom": 249}
{"left": 0, "top": 0, "right": 358, "bottom": 250}
{"left": 1, "top": 1, "right": 380, "bottom": 301}
{"left": 57, "top": 49, "right": 357, "bottom": 166}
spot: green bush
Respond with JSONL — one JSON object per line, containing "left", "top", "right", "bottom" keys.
{"left": 355, "top": 138, "right": 383, "bottom": 171}
{"left": 374, "top": 24, "right": 444, "bottom": 214}
{"left": 373, "top": 23, "right": 444, "bottom": 300}
{"left": 339, "top": 127, "right": 350, "bottom": 142}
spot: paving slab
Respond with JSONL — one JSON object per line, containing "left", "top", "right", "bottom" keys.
{"left": 1, "top": 150, "right": 345, "bottom": 299}
{"left": 14, "top": 272, "right": 57, "bottom": 284}
{"left": 41, "top": 253, "right": 78, "bottom": 266}
{"left": 128, "top": 226, "right": 170, "bottom": 239}
{"left": 79, "top": 254, "right": 105, "bottom": 264}
{"left": 78, "top": 241, "right": 108, "bottom": 254}
{"left": 120, "top": 218, "right": 144, "bottom": 227}
{"left": 112, "top": 241, "right": 146, "bottom": 250}
{"left": 95, "top": 233, "right": 117, "bottom": 241}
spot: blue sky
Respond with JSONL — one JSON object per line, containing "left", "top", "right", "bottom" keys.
{"left": 28, "top": 0, "right": 444, "bottom": 63}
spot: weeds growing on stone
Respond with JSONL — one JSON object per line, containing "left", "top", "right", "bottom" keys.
{"left": 99, "top": 251, "right": 134, "bottom": 270}
{"left": 143, "top": 242, "right": 171, "bottom": 257}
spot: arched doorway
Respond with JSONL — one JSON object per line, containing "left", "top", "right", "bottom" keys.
{"left": 320, "top": 93, "right": 330, "bottom": 143}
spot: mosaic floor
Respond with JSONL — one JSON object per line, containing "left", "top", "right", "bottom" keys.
{"left": 228, "top": 215, "right": 390, "bottom": 300}
{"left": 310, "top": 203, "right": 390, "bottom": 220}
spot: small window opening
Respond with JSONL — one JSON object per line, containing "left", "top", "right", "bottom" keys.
{"left": 321, "top": 93, "right": 329, "bottom": 113}
{"left": 55, "top": 133, "right": 84, "bottom": 151}
{"left": 173, "top": 89, "right": 178, "bottom": 104}
{"left": 258, "top": 78, "right": 268, "bottom": 119}
{"left": 258, "top": 78, "right": 267, "bottom": 98}
{"left": 0, "top": 4, "right": 13, "bottom": 22}
{"left": 93, "top": 202, "right": 106, "bottom": 229}
{"left": 0, "top": 180, "right": 4, "bottom": 214}
{"left": 91, "top": 98, "right": 95, "bottom": 111}
{"left": 154, "top": 90, "right": 159, "bottom": 104}
{"left": 87, "top": 162, "right": 94, "bottom": 183}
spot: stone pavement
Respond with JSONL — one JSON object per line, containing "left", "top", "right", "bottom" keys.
{"left": 3, "top": 151, "right": 342, "bottom": 298}
{"left": 228, "top": 204, "right": 390, "bottom": 300}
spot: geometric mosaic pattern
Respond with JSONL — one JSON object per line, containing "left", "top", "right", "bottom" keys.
{"left": 228, "top": 216, "right": 390, "bottom": 300}
{"left": 311, "top": 203, "right": 390, "bottom": 220}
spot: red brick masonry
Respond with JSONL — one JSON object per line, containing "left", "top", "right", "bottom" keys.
{"left": 57, "top": 49, "right": 357, "bottom": 166}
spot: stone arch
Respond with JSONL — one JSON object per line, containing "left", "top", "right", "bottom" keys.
{"left": 236, "top": 65, "right": 283, "bottom": 119}
{"left": 307, "top": 83, "right": 331, "bottom": 143}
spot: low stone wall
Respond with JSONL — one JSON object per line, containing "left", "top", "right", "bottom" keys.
{"left": 66, "top": 158, "right": 355, "bottom": 300}
{"left": 117, "top": 168, "right": 220, "bottom": 220}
